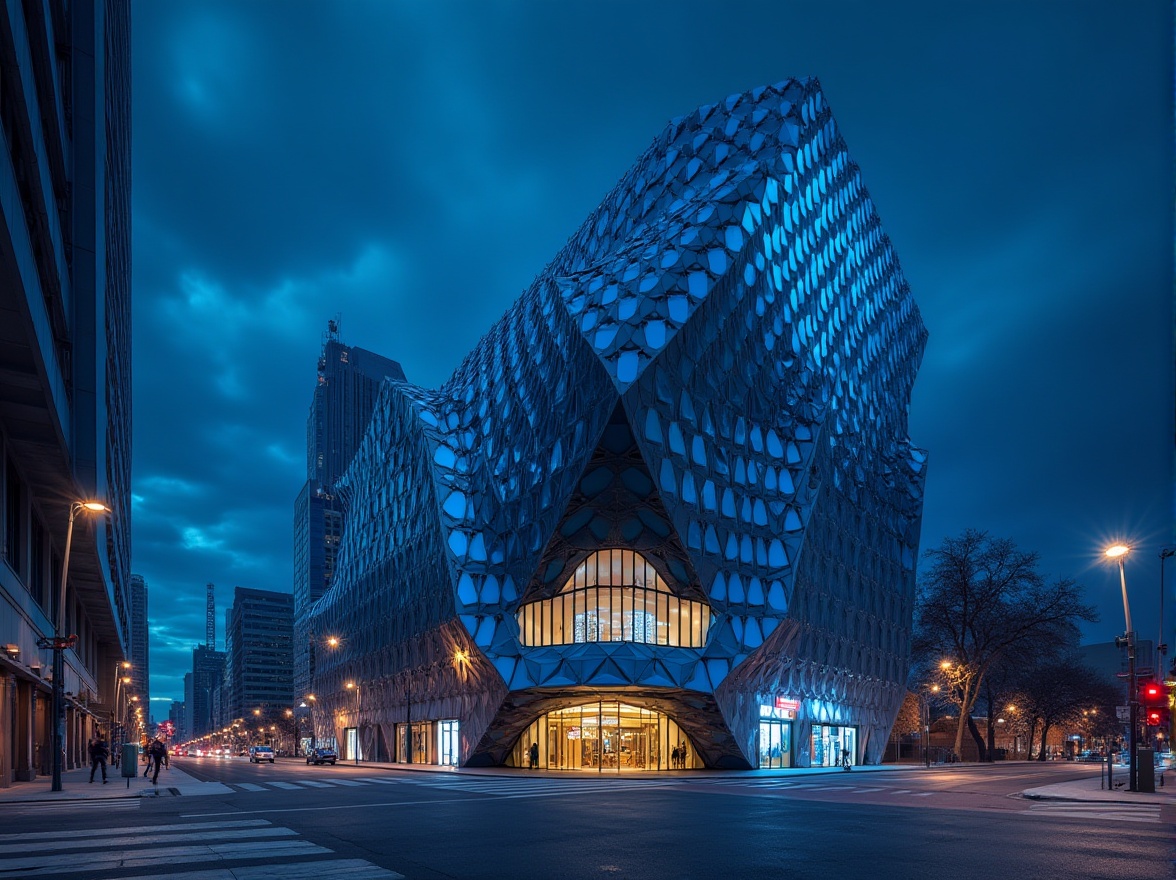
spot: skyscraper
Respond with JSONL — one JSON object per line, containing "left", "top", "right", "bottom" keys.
{"left": 224, "top": 587, "right": 294, "bottom": 726}
{"left": 308, "top": 79, "right": 926, "bottom": 770}
{"left": 294, "top": 322, "right": 404, "bottom": 696}
{"left": 130, "top": 574, "right": 150, "bottom": 718}
{"left": 0, "top": 0, "right": 132, "bottom": 787}
{"left": 190, "top": 646, "right": 226, "bottom": 741}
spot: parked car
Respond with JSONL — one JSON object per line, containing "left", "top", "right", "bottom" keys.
{"left": 248, "top": 745, "right": 275, "bottom": 763}
{"left": 306, "top": 747, "right": 337, "bottom": 765}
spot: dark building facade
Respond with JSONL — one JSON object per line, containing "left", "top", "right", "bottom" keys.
{"left": 307, "top": 79, "right": 927, "bottom": 771}
{"left": 130, "top": 573, "right": 149, "bottom": 714}
{"left": 224, "top": 587, "right": 294, "bottom": 726}
{"left": 0, "top": 0, "right": 132, "bottom": 786}
{"left": 293, "top": 323, "right": 404, "bottom": 697}
{"left": 189, "top": 646, "right": 225, "bottom": 741}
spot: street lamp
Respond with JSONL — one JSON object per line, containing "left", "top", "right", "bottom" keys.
{"left": 345, "top": 681, "right": 360, "bottom": 764}
{"left": 1161, "top": 548, "right": 1174, "bottom": 680}
{"left": 1106, "top": 543, "right": 1138, "bottom": 792}
{"left": 42, "top": 500, "right": 109, "bottom": 791}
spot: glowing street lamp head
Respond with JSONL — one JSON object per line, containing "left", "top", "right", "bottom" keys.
{"left": 345, "top": 681, "right": 356, "bottom": 690}
{"left": 1105, "top": 544, "right": 1130, "bottom": 559}
{"left": 327, "top": 636, "right": 340, "bottom": 648}
{"left": 80, "top": 501, "right": 109, "bottom": 513}
{"left": 939, "top": 660, "right": 952, "bottom": 670}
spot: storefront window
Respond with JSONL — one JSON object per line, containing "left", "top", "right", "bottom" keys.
{"left": 758, "top": 719, "right": 792, "bottom": 768}
{"left": 811, "top": 724, "right": 857, "bottom": 768}
{"left": 517, "top": 550, "right": 711, "bottom": 648}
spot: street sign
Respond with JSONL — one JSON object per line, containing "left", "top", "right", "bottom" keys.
{"left": 1116, "top": 706, "right": 1130, "bottom": 722}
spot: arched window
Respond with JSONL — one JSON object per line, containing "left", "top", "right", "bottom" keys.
{"left": 517, "top": 549, "right": 711, "bottom": 647}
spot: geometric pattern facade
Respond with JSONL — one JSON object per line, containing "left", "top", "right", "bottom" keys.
{"left": 307, "top": 78, "right": 927, "bottom": 768}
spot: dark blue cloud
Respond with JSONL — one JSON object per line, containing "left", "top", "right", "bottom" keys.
{"left": 131, "top": 0, "right": 1173, "bottom": 710}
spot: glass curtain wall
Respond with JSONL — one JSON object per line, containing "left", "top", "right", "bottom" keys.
{"left": 517, "top": 549, "right": 711, "bottom": 648}
{"left": 438, "top": 720, "right": 460, "bottom": 766}
{"left": 510, "top": 701, "right": 701, "bottom": 771}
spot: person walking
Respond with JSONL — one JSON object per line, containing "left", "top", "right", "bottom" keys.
{"left": 147, "top": 738, "right": 167, "bottom": 784}
{"left": 529, "top": 741, "right": 539, "bottom": 769}
{"left": 88, "top": 734, "right": 110, "bottom": 783}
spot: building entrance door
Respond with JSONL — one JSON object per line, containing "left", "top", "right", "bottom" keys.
{"left": 513, "top": 700, "right": 698, "bottom": 771}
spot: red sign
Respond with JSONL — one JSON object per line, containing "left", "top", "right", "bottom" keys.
{"left": 774, "top": 697, "right": 800, "bottom": 712}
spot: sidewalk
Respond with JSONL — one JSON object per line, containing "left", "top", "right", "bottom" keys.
{"left": 1021, "top": 767, "right": 1176, "bottom": 805}
{"left": 0, "top": 761, "right": 209, "bottom": 802}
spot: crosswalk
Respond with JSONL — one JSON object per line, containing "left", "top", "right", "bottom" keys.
{"left": 0, "top": 819, "right": 404, "bottom": 878}
{"left": 684, "top": 777, "right": 937, "bottom": 796}
{"left": 1024, "top": 802, "right": 1163, "bottom": 824}
{"left": 215, "top": 773, "right": 677, "bottom": 799}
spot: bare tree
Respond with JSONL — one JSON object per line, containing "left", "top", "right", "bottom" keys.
{"left": 912, "top": 530, "right": 1098, "bottom": 759}
{"left": 1013, "top": 660, "right": 1120, "bottom": 759}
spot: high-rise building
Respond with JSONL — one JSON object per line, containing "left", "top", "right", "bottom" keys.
{"left": 0, "top": 0, "right": 132, "bottom": 788}
{"left": 190, "top": 646, "right": 225, "bottom": 740}
{"left": 308, "top": 79, "right": 927, "bottom": 770}
{"left": 130, "top": 574, "right": 150, "bottom": 714}
{"left": 293, "top": 322, "right": 404, "bottom": 696}
{"left": 169, "top": 700, "right": 186, "bottom": 744}
{"left": 225, "top": 587, "right": 294, "bottom": 733}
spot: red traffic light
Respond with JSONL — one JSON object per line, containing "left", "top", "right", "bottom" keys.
{"left": 1146, "top": 709, "right": 1162, "bottom": 726}
{"left": 1141, "top": 681, "right": 1163, "bottom": 702}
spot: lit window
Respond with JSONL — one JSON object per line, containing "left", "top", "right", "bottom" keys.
{"left": 517, "top": 549, "right": 710, "bottom": 647}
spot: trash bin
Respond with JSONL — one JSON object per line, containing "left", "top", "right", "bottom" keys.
{"left": 1138, "top": 747, "right": 1155, "bottom": 793}
{"left": 121, "top": 744, "right": 139, "bottom": 780}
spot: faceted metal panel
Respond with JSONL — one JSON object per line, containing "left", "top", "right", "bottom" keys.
{"left": 305, "top": 77, "right": 927, "bottom": 768}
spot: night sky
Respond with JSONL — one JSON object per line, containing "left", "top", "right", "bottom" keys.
{"left": 130, "top": 1, "right": 1174, "bottom": 715}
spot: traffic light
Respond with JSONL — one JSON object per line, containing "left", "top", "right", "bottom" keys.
{"left": 1140, "top": 681, "right": 1163, "bottom": 704}
{"left": 1146, "top": 708, "right": 1162, "bottom": 726}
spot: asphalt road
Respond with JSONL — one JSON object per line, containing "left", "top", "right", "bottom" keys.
{"left": 3, "top": 760, "right": 1169, "bottom": 880}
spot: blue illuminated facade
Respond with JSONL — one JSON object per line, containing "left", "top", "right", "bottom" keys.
{"left": 306, "top": 78, "right": 927, "bottom": 770}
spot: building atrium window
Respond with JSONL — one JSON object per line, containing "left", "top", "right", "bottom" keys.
{"left": 517, "top": 549, "right": 710, "bottom": 647}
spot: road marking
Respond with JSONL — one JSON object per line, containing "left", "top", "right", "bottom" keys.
{"left": 1025, "top": 802, "right": 1161, "bottom": 823}
{"left": 105, "top": 860, "right": 403, "bottom": 880}
{"left": 0, "top": 818, "right": 405, "bottom": 878}
{"left": 0, "top": 826, "right": 296, "bottom": 855}
{"left": 0, "top": 819, "right": 271, "bottom": 843}
{"left": 235, "top": 783, "right": 267, "bottom": 792}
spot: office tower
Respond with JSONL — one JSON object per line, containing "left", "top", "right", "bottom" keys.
{"left": 130, "top": 574, "right": 150, "bottom": 714}
{"left": 191, "top": 645, "right": 226, "bottom": 740}
{"left": 293, "top": 321, "right": 404, "bottom": 696}
{"left": 0, "top": 0, "right": 132, "bottom": 787}
{"left": 308, "top": 79, "right": 926, "bottom": 770}
{"left": 226, "top": 588, "right": 294, "bottom": 734}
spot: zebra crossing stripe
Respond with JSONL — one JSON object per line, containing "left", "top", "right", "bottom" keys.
{"left": 0, "top": 819, "right": 406, "bottom": 879}
{"left": 235, "top": 783, "right": 267, "bottom": 792}
{"left": 105, "top": 859, "right": 404, "bottom": 880}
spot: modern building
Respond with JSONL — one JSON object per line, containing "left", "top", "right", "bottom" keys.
{"left": 293, "top": 322, "right": 404, "bottom": 697}
{"left": 307, "top": 78, "right": 927, "bottom": 771}
{"left": 189, "top": 645, "right": 225, "bottom": 740}
{"left": 169, "top": 700, "right": 186, "bottom": 744}
{"left": 224, "top": 587, "right": 294, "bottom": 729}
{"left": 130, "top": 574, "right": 150, "bottom": 713}
{"left": 0, "top": 0, "right": 132, "bottom": 786}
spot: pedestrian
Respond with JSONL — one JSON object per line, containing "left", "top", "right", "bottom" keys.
{"left": 679, "top": 742, "right": 688, "bottom": 769}
{"left": 671, "top": 745, "right": 680, "bottom": 769}
{"left": 529, "top": 741, "right": 539, "bottom": 769}
{"left": 88, "top": 734, "right": 110, "bottom": 783}
{"left": 147, "top": 737, "right": 167, "bottom": 784}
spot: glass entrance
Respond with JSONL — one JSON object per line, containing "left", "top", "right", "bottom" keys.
{"left": 758, "top": 719, "right": 792, "bottom": 768}
{"left": 438, "top": 720, "right": 460, "bottom": 766}
{"left": 512, "top": 701, "right": 700, "bottom": 771}
{"left": 811, "top": 724, "right": 857, "bottom": 768}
